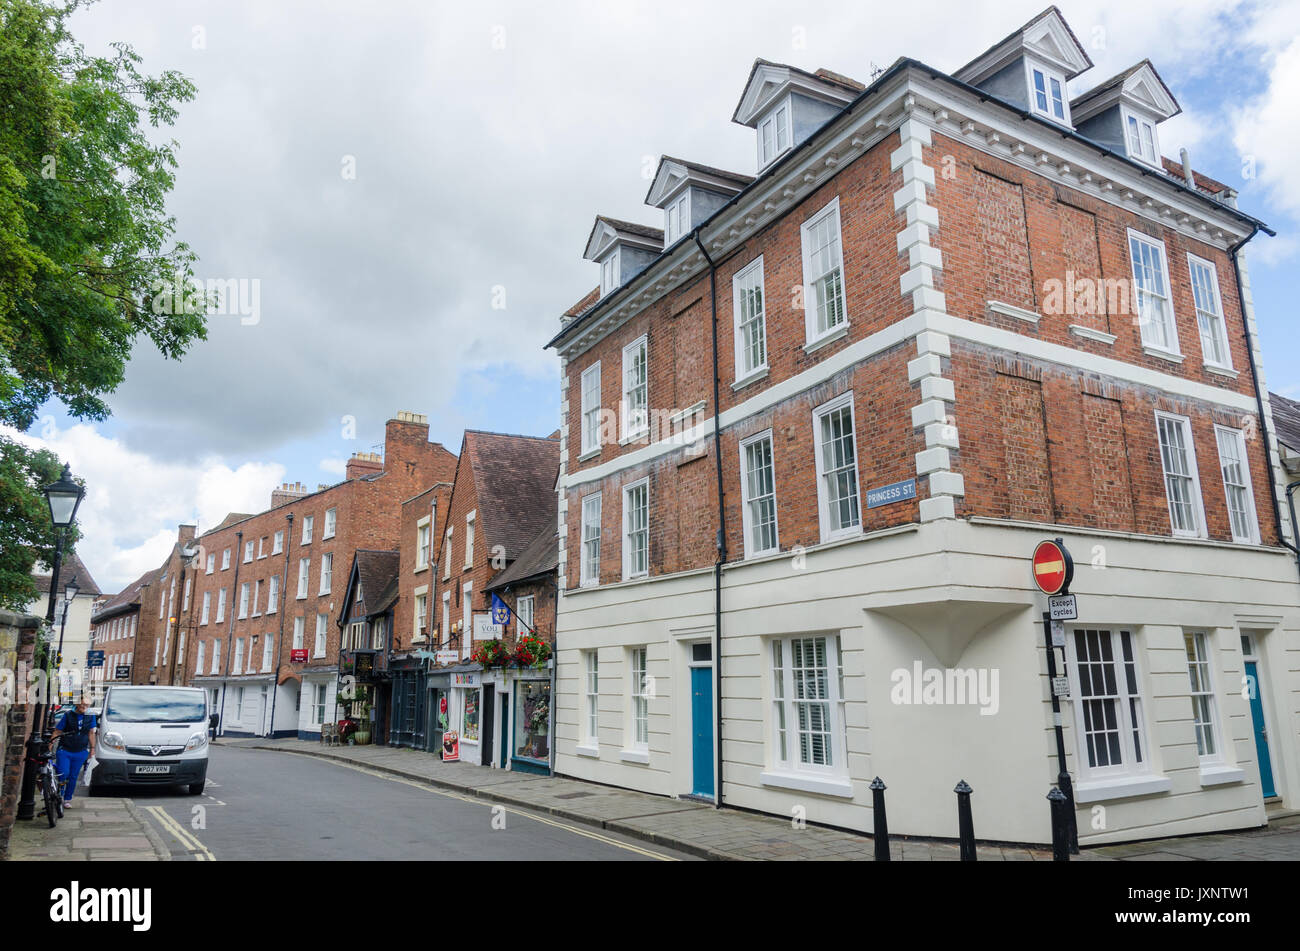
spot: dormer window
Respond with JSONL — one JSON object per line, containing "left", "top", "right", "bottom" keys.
{"left": 664, "top": 192, "right": 690, "bottom": 246}
{"left": 757, "top": 100, "right": 791, "bottom": 168}
{"left": 1125, "top": 110, "right": 1160, "bottom": 166}
{"left": 600, "top": 249, "right": 620, "bottom": 296}
{"left": 1029, "top": 65, "right": 1067, "bottom": 122}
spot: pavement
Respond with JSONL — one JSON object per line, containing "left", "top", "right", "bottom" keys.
{"left": 5, "top": 796, "right": 169, "bottom": 862}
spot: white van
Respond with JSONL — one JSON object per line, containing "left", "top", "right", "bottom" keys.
{"left": 91, "top": 685, "right": 209, "bottom": 796}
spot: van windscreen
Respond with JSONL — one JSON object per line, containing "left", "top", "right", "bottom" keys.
{"left": 106, "top": 690, "right": 205, "bottom": 723}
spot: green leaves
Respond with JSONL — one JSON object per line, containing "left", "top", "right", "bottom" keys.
{"left": 0, "top": 435, "right": 80, "bottom": 612}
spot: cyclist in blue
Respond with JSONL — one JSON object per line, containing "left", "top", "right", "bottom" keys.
{"left": 50, "top": 700, "right": 97, "bottom": 804}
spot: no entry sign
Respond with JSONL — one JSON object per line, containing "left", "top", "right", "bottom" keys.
{"left": 1031, "top": 539, "right": 1073, "bottom": 595}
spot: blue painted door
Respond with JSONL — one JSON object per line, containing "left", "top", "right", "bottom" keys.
{"left": 691, "top": 666, "right": 714, "bottom": 797}
{"left": 1245, "top": 661, "right": 1276, "bottom": 798}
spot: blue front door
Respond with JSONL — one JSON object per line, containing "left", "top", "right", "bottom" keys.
{"left": 1245, "top": 661, "right": 1277, "bottom": 798}
{"left": 691, "top": 666, "right": 714, "bottom": 798}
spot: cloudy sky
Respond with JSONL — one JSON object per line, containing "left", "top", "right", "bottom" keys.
{"left": 8, "top": 0, "right": 1300, "bottom": 592}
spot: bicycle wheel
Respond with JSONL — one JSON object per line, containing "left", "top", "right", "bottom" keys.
{"left": 43, "top": 779, "right": 58, "bottom": 828}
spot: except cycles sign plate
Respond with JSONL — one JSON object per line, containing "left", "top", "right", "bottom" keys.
{"left": 1031, "top": 539, "right": 1073, "bottom": 595}
{"left": 1048, "top": 595, "right": 1078, "bottom": 621}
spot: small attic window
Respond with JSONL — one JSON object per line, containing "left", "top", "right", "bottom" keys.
{"left": 757, "top": 99, "right": 791, "bottom": 169}
{"left": 1028, "top": 65, "right": 1067, "bottom": 122}
{"left": 600, "top": 248, "right": 620, "bottom": 296}
{"left": 1124, "top": 110, "right": 1160, "bottom": 167}
{"left": 664, "top": 191, "right": 690, "bottom": 246}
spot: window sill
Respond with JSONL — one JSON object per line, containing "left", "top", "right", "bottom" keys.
{"left": 760, "top": 770, "right": 854, "bottom": 799}
{"left": 575, "top": 744, "right": 599, "bottom": 758}
{"left": 620, "top": 748, "right": 650, "bottom": 764}
{"left": 1205, "top": 364, "right": 1239, "bottom": 380}
{"left": 802, "top": 324, "right": 849, "bottom": 356}
{"left": 1142, "top": 345, "right": 1184, "bottom": 364}
{"left": 732, "top": 367, "right": 770, "bottom": 391}
{"left": 1199, "top": 764, "right": 1245, "bottom": 787}
{"left": 577, "top": 448, "right": 600, "bottom": 463}
{"left": 619, "top": 430, "right": 650, "bottom": 446}
{"left": 622, "top": 572, "right": 649, "bottom": 583}
{"left": 1073, "top": 774, "right": 1172, "bottom": 803}
{"left": 414, "top": 565, "right": 428, "bottom": 574}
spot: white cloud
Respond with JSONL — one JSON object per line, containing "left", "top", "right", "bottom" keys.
{"left": 319, "top": 458, "right": 346, "bottom": 475}
{"left": 1233, "top": 34, "right": 1300, "bottom": 219}
{"left": 2, "top": 423, "right": 284, "bottom": 593}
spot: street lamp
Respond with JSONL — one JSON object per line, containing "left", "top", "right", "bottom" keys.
{"left": 55, "top": 578, "right": 80, "bottom": 704}
{"left": 18, "top": 463, "right": 85, "bottom": 821}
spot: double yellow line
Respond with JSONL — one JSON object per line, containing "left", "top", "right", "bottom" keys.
{"left": 146, "top": 805, "right": 216, "bottom": 861}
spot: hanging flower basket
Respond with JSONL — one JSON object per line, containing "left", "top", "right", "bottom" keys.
{"left": 471, "top": 639, "right": 511, "bottom": 668}
{"left": 511, "top": 635, "right": 552, "bottom": 669}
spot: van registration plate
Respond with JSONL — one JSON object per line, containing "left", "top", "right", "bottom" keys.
{"left": 134, "top": 764, "right": 171, "bottom": 774}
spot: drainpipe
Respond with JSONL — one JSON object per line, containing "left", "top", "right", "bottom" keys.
{"left": 266, "top": 513, "right": 293, "bottom": 738}
{"left": 692, "top": 230, "right": 726, "bottom": 808}
{"left": 1228, "top": 229, "right": 1300, "bottom": 580}
{"left": 218, "top": 530, "right": 243, "bottom": 737}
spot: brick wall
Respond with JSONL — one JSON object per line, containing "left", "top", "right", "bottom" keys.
{"left": 0, "top": 610, "right": 40, "bottom": 860}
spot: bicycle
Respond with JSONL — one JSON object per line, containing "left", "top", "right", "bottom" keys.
{"left": 26, "top": 734, "right": 63, "bottom": 827}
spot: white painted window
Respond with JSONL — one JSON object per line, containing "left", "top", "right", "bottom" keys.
{"left": 1124, "top": 110, "right": 1160, "bottom": 166}
{"left": 442, "top": 526, "right": 453, "bottom": 581}
{"left": 159, "top": 582, "right": 166, "bottom": 619}
{"left": 463, "top": 512, "right": 475, "bottom": 569}
{"left": 302, "top": 516, "right": 313, "bottom": 544}
{"left": 313, "top": 683, "right": 328, "bottom": 726}
{"left": 1184, "top": 631, "right": 1221, "bottom": 761}
{"left": 1188, "top": 255, "right": 1231, "bottom": 369}
{"left": 740, "top": 430, "right": 779, "bottom": 557}
{"left": 770, "top": 635, "right": 846, "bottom": 774}
{"left": 1029, "top": 65, "right": 1067, "bottom": 122}
{"left": 323, "top": 508, "right": 336, "bottom": 539}
{"left": 244, "top": 541, "right": 254, "bottom": 563}
{"left": 200, "top": 592, "right": 211, "bottom": 625}
{"left": 221, "top": 548, "right": 230, "bottom": 570}
{"left": 1068, "top": 628, "right": 1148, "bottom": 777}
{"left": 262, "top": 636, "right": 273, "bottom": 672}
{"left": 1214, "top": 425, "right": 1258, "bottom": 544}
{"left": 206, "top": 553, "right": 215, "bottom": 575}
{"left": 293, "top": 616, "right": 304, "bottom": 650}
{"left": 581, "top": 362, "right": 602, "bottom": 455}
{"left": 584, "top": 651, "right": 599, "bottom": 745}
{"left": 319, "top": 553, "right": 333, "bottom": 595}
{"left": 629, "top": 647, "right": 649, "bottom": 750}
{"left": 257, "top": 537, "right": 265, "bottom": 559}
{"left": 215, "top": 589, "right": 225, "bottom": 624}
{"left": 441, "top": 592, "right": 451, "bottom": 647}
{"left": 757, "top": 99, "right": 791, "bottom": 168}
{"left": 1128, "top": 231, "right": 1178, "bottom": 354}
{"left": 415, "top": 592, "right": 428, "bottom": 638}
{"left": 273, "top": 530, "right": 283, "bottom": 555}
{"left": 210, "top": 640, "right": 220, "bottom": 675}
{"left": 233, "top": 638, "right": 245, "bottom": 675}
{"left": 516, "top": 595, "right": 534, "bottom": 637}
{"left": 297, "top": 558, "right": 310, "bottom": 598}
{"left": 238, "top": 582, "right": 250, "bottom": 619}
{"left": 314, "top": 613, "right": 327, "bottom": 658}
{"left": 251, "top": 580, "right": 261, "bottom": 616}
{"left": 183, "top": 577, "right": 190, "bottom": 611}
{"left": 801, "top": 198, "right": 847, "bottom": 342}
{"left": 462, "top": 582, "right": 473, "bottom": 658}
{"left": 664, "top": 191, "right": 690, "bottom": 246}
{"left": 267, "top": 576, "right": 279, "bottom": 614}
{"left": 733, "top": 256, "right": 768, "bottom": 380}
{"left": 415, "top": 519, "right": 430, "bottom": 570}
{"left": 1155, "top": 411, "right": 1206, "bottom": 538}
{"left": 813, "top": 393, "right": 861, "bottom": 541}
{"left": 622, "top": 479, "right": 649, "bottom": 580}
{"left": 196, "top": 640, "right": 205, "bottom": 676}
{"left": 621, "top": 335, "right": 648, "bottom": 440}
{"left": 581, "top": 492, "right": 602, "bottom": 587}
{"left": 600, "top": 249, "right": 620, "bottom": 296}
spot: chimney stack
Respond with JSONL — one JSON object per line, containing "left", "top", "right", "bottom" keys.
{"left": 345, "top": 451, "right": 385, "bottom": 481}
{"left": 271, "top": 481, "right": 311, "bottom": 509}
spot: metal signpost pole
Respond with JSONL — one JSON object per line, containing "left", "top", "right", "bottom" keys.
{"left": 1042, "top": 609, "right": 1079, "bottom": 854}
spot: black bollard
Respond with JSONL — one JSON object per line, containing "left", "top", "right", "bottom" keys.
{"left": 955, "top": 780, "right": 976, "bottom": 861}
{"left": 1047, "top": 786, "right": 1070, "bottom": 862}
{"left": 870, "top": 776, "right": 890, "bottom": 861}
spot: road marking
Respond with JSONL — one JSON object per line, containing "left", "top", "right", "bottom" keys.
{"left": 146, "top": 805, "right": 217, "bottom": 861}
{"left": 276, "top": 752, "right": 678, "bottom": 861}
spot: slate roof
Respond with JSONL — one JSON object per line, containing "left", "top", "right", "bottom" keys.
{"left": 33, "top": 550, "right": 101, "bottom": 597}
{"left": 1271, "top": 393, "right": 1300, "bottom": 455}
{"left": 91, "top": 566, "right": 159, "bottom": 622}
{"left": 594, "top": 215, "right": 665, "bottom": 243}
{"left": 209, "top": 512, "right": 255, "bottom": 533}
{"left": 464, "top": 431, "right": 560, "bottom": 566}
{"left": 486, "top": 516, "right": 558, "bottom": 591}
{"left": 659, "top": 155, "right": 756, "bottom": 189}
{"left": 352, "top": 549, "right": 400, "bottom": 617}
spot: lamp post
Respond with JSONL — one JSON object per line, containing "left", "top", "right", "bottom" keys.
{"left": 18, "top": 464, "right": 85, "bottom": 821}
{"left": 55, "top": 578, "right": 80, "bottom": 705}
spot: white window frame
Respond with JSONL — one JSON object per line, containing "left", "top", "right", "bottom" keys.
{"left": 800, "top": 197, "right": 847, "bottom": 344}
{"left": 441, "top": 591, "right": 451, "bottom": 647}
{"left": 583, "top": 651, "right": 599, "bottom": 746}
{"left": 196, "top": 641, "right": 205, "bottom": 677}
{"left": 206, "top": 553, "right": 215, "bottom": 575}
{"left": 221, "top": 548, "right": 230, "bottom": 570}
{"left": 1184, "top": 631, "right": 1222, "bottom": 763}
{"left": 293, "top": 616, "right": 305, "bottom": 650}
{"left": 323, "top": 507, "right": 337, "bottom": 540}
{"left": 1128, "top": 230, "right": 1180, "bottom": 356}
{"left": 415, "top": 517, "right": 431, "bottom": 571}
{"left": 1026, "top": 61, "right": 1069, "bottom": 124}
{"left": 757, "top": 96, "right": 792, "bottom": 169}
{"left": 516, "top": 594, "right": 534, "bottom": 636}
{"left": 739, "top": 429, "right": 780, "bottom": 558}
{"left": 1214, "top": 424, "right": 1259, "bottom": 545}
{"left": 200, "top": 591, "right": 211, "bottom": 626}
{"left": 732, "top": 256, "right": 768, "bottom": 382}
{"left": 621, "top": 335, "right": 648, "bottom": 441}
{"left": 580, "top": 492, "right": 602, "bottom": 587}
{"left": 768, "top": 635, "right": 848, "bottom": 778}
{"left": 273, "top": 530, "right": 283, "bottom": 555}
{"left": 267, "top": 575, "right": 279, "bottom": 614}
{"left": 464, "top": 511, "right": 475, "bottom": 569}
{"left": 244, "top": 541, "right": 254, "bottom": 564}
{"left": 1187, "top": 254, "right": 1232, "bottom": 370}
{"left": 664, "top": 191, "right": 690, "bottom": 246}
{"left": 319, "top": 552, "right": 333, "bottom": 595}
{"left": 297, "top": 558, "right": 310, "bottom": 599}
{"left": 414, "top": 587, "right": 428, "bottom": 639}
{"left": 1155, "top": 410, "right": 1207, "bottom": 538}
{"left": 600, "top": 249, "right": 620, "bottom": 296}
{"left": 238, "top": 582, "right": 250, "bottom": 619}
{"left": 257, "top": 537, "right": 265, "bottom": 559}
{"left": 251, "top": 580, "right": 261, "bottom": 617}
{"left": 302, "top": 516, "right": 313, "bottom": 545}
{"left": 813, "top": 392, "right": 862, "bottom": 542}
{"left": 262, "top": 635, "right": 273, "bottom": 673}
{"left": 622, "top": 478, "right": 650, "bottom": 581}
{"left": 461, "top": 582, "right": 473, "bottom": 659}
{"left": 215, "top": 589, "right": 225, "bottom": 624}
{"left": 580, "top": 362, "right": 602, "bottom": 456}
{"left": 1122, "top": 107, "right": 1160, "bottom": 167}
{"left": 233, "top": 638, "right": 245, "bottom": 675}
{"left": 210, "top": 641, "right": 220, "bottom": 675}
{"left": 1066, "top": 628, "right": 1152, "bottom": 781}
{"left": 314, "top": 613, "right": 327, "bottom": 658}
{"left": 313, "top": 683, "right": 327, "bottom": 725}
{"left": 628, "top": 647, "right": 649, "bottom": 752}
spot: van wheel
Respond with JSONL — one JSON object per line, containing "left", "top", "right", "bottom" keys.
{"left": 187, "top": 781, "right": 205, "bottom": 796}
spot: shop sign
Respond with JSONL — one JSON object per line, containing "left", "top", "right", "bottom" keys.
{"left": 435, "top": 650, "right": 458, "bottom": 665}
{"left": 290, "top": 648, "right": 308, "bottom": 663}
{"left": 453, "top": 672, "right": 479, "bottom": 687}
{"left": 473, "top": 614, "right": 502, "bottom": 640}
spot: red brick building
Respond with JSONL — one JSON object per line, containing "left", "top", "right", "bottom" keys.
{"left": 546, "top": 8, "right": 1299, "bottom": 845}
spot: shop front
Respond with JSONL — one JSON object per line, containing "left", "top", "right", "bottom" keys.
{"left": 507, "top": 669, "right": 552, "bottom": 775}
